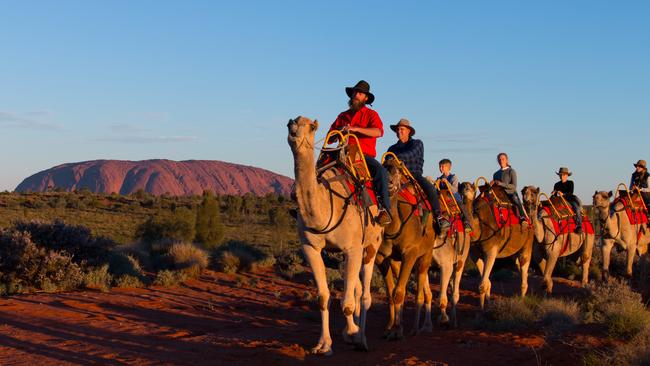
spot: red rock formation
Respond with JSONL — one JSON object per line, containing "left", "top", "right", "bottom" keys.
{"left": 15, "top": 159, "right": 293, "bottom": 196}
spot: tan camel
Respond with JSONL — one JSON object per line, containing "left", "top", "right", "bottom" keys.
{"left": 287, "top": 116, "right": 384, "bottom": 355}
{"left": 592, "top": 190, "right": 650, "bottom": 280}
{"left": 461, "top": 182, "right": 535, "bottom": 309}
{"left": 376, "top": 161, "right": 471, "bottom": 339}
{"left": 532, "top": 193, "right": 595, "bottom": 294}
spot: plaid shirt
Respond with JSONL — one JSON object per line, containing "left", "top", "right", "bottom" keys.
{"left": 387, "top": 138, "right": 424, "bottom": 176}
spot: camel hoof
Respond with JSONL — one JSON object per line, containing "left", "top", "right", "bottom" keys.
{"left": 310, "top": 344, "right": 333, "bottom": 356}
{"left": 353, "top": 337, "right": 369, "bottom": 352}
{"left": 420, "top": 324, "right": 433, "bottom": 333}
{"left": 386, "top": 328, "right": 404, "bottom": 341}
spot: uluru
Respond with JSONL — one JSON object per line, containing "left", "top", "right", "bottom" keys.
{"left": 15, "top": 159, "right": 293, "bottom": 196}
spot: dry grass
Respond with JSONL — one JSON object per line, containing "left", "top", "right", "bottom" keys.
{"left": 167, "top": 242, "right": 209, "bottom": 277}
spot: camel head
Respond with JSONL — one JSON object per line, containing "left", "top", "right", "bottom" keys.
{"left": 592, "top": 191, "right": 613, "bottom": 211}
{"left": 287, "top": 116, "right": 319, "bottom": 154}
{"left": 521, "top": 186, "right": 540, "bottom": 219}
{"left": 459, "top": 182, "right": 477, "bottom": 203}
{"left": 521, "top": 186, "right": 540, "bottom": 206}
{"left": 382, "top": 158, "right": 403, "bottom": 195}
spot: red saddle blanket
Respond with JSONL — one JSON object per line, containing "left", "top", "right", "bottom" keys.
{"left": 613, "top": 197, "right": 648, "bottom": 225}
{"left": 344, "top": 177, "right": 377, "bottom": 206}
{"left": 481, "top": 196, "right": 523, "bottom": 228}
{"left": 541, "top": 206, "right": 595, "bottom": 235}
{"left": 398, "top": 186, "right": 431, "bottom": 217}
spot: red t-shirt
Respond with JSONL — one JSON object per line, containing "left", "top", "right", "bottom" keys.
{"left": 328, "top": 106, "right": 384, "bottom": 157}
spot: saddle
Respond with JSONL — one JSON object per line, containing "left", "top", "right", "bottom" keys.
{"left": 436, "top": 182, "right": 462, "bottom": 217}
{"left": 614, "top": 189, "right": 648, "bottom": 225}
{"left": 476, "top": 182, "right": 521, "bottom": 228}
{"left": 539, "top": 195, "right": 594, "bottom": 235}
{"left": 316, "top": 130, "right": 377, "bottom": 208}
{"left": 381, "top": 152, "right": 431, "bottom": 217}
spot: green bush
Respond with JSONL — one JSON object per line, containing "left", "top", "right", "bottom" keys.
{"left": 584, "top": 279, "right": 650, "bottom": 340}
{"left": 13, "top": 219, "right": 116, "bottom": 266}
{"left": 0, "top": 229, "right": 84, "bottom": 295}
{"left": 195, "top": 192, "right": 224, "bottom": 249}
{"left": 136, "top": 207, "right": 196, "bottom": 243}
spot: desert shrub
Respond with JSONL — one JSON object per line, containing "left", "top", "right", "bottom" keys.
{"left": 538, "top": 298, "right": 580, "bottom": 335}
{"left": 275, "top": 249, "right": 305, "bottom": 279}
{"left": 108, "top": 251, "right": 145, "bottom": 280}
{"left": 113, "top": 274, "right": 144, "bottom": 288}
{"left": 211, "top": 241, "right": 274, "bottom": 274}
{"left": 166, "top": 242, "right": 209, "bottom": 277}
{"left": 152, "top": 270, "right": 188, "bottom": 286}
{"left": 136, "top": 208, "right": 196, "bottom": 243}
{"left": 195, "top": 192, "right": 225, "bottom": 249}
{"left": 584, "top": 278, "right": 650, "bottom": 339}
{"left": 114, "top": 242, "right": 152, "bottom": 271}
{"left": 474, "top": 297, "right": 537, "bottom": 331}
{"left": 13, "top": 220, "right": 116, "bottom": 266}
{"left": 84, "top": 264, "right": 112, "bottom": 291}
{"left": 0, "top": 229, "right": 84, "bottom": 295}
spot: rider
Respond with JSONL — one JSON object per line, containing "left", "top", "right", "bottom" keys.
{"left": 437, "top": 158, "right": 472, "bottom": 232}
{"left": 386, "top": 119, "right": 449, "bottom": 230}
{"left": 551, "top": 167, "right": 583, "bottom": 234}
{"left": 328, "top": 80, "right": 392, "bottom": 225}
{"left": 491, "top": 152, "right": 528, "bottom": 224}
{"left": 631, "top": 159, "right": 650, "bottom": 211}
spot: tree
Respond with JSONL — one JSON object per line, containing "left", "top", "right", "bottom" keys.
{"left": 195, "top": 191, "right": 224, "bottom": 249}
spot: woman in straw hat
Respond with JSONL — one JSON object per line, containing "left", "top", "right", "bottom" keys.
{"left": 551, "top": 167, "right": 583, "bottom": 233}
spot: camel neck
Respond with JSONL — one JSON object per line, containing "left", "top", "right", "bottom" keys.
{"left": 293, "top": 148, "right": 327, "bottom": 228}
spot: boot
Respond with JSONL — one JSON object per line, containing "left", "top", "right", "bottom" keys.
{"left": 574, "top": 215, "right": 583, "bottom": 234}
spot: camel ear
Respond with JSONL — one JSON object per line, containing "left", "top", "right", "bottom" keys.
{"left": 608, "top": 191, "right": 613, "bottom": 197}
{"left": 594, "top": 190, "right": 598, "bottom": 197}
{"left": 312, "top": 120, "right": 319, "bottom": 131}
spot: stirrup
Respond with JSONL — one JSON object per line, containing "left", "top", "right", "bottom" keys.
{"left": 376, "top": 208, "right": 392, "bottom": 226}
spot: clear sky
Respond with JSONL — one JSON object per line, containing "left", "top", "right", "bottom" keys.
{"left": 1, "top": 1, "right": 648, "bottom": 200}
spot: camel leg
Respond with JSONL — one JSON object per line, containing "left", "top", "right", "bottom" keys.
{"left": 626, "top": 241, "right": 638, "bottom": 279}
{"left": 302, "top": 244, "right": 333, "bottom": 355}
{"left": 581, "top": 235, "right": 595, "bottom": 286}
{"left": 411, "top": 261, "right": 425, "bottom": 336}
{"left": 341, "top": 246, "right": 363, "bottom": 344}
{"left": 388, "top": 253, "right": 418, "bottom": 340}
{"left": 378, "top": 257, "right": 397, "bottom": 337}
{"left": 411, "top": 256, "right": 431, "bottom": 336}
{"left": 518, "top": 242, "right": 533, "bottom": 298}
{"left": 355, "top": 257, "right": 376, "bottom": 351}
{"left": 437, "top": 254, "right": 453, "bottom": 326}
{"left": 421, "top": 272, "right": 433, "bottom": 333}
{"left": 601, "top": 238, "right": 615, "bottom": 282}
{"left": 543, "top": 244, "right": 560, "bottom": 295}
{"left": 450, "top": 236, "right": 470, "bottom": 327}
{"left": 479, "top": 246, "right": 498, "bottom": 310}
{"left": 353, "top": 276, "right": 362, "bottom": 323}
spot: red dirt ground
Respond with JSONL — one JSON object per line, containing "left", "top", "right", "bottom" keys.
{"left": 0, "top": 270, "right": 612, "bottom": 366}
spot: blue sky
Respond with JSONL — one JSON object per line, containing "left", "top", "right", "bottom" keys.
{"left": 1, "top": 1, "right": 648, "bottom": 200}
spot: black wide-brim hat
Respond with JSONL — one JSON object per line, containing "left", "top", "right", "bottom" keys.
{"left": 345, "top": 80, "right": 375, "bottom": 105}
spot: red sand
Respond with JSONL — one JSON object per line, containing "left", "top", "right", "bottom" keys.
{"left": 0, "top": 270, "right": 610, "bottom": 365}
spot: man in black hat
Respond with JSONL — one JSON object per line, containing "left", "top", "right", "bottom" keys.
{"left": 631, "top": 159, "right": 650, "bottom": 211}
{"left": 386, "top": 118, "right": 449, "bottom": 230}
{"left": 551, "top": 167, "right": 583, "bottom": 233}
{"left": 328, "top": 80, "right": 392, "bottom": 225}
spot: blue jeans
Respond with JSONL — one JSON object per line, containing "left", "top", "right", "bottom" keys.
{"left": 365, "top": 155, "right": 390, "bottom": 211}
{"left": 414, "top": 174, "right": 441, "bottom": 215}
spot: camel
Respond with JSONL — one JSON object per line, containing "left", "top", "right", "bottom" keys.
{"left": 375, "top": 160, "right": 471, "bottom": 339}
{"left": 287, "top": 116, "right": 384, "bottom": 355}
{"left": 532, "top": 192, "right": 595, "bottom": 294}
{"left": 592, "top": 190, "right": 650, "bottom": 280}
{"left": 460, "top": 181, "right": 535, "bottom": 309}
